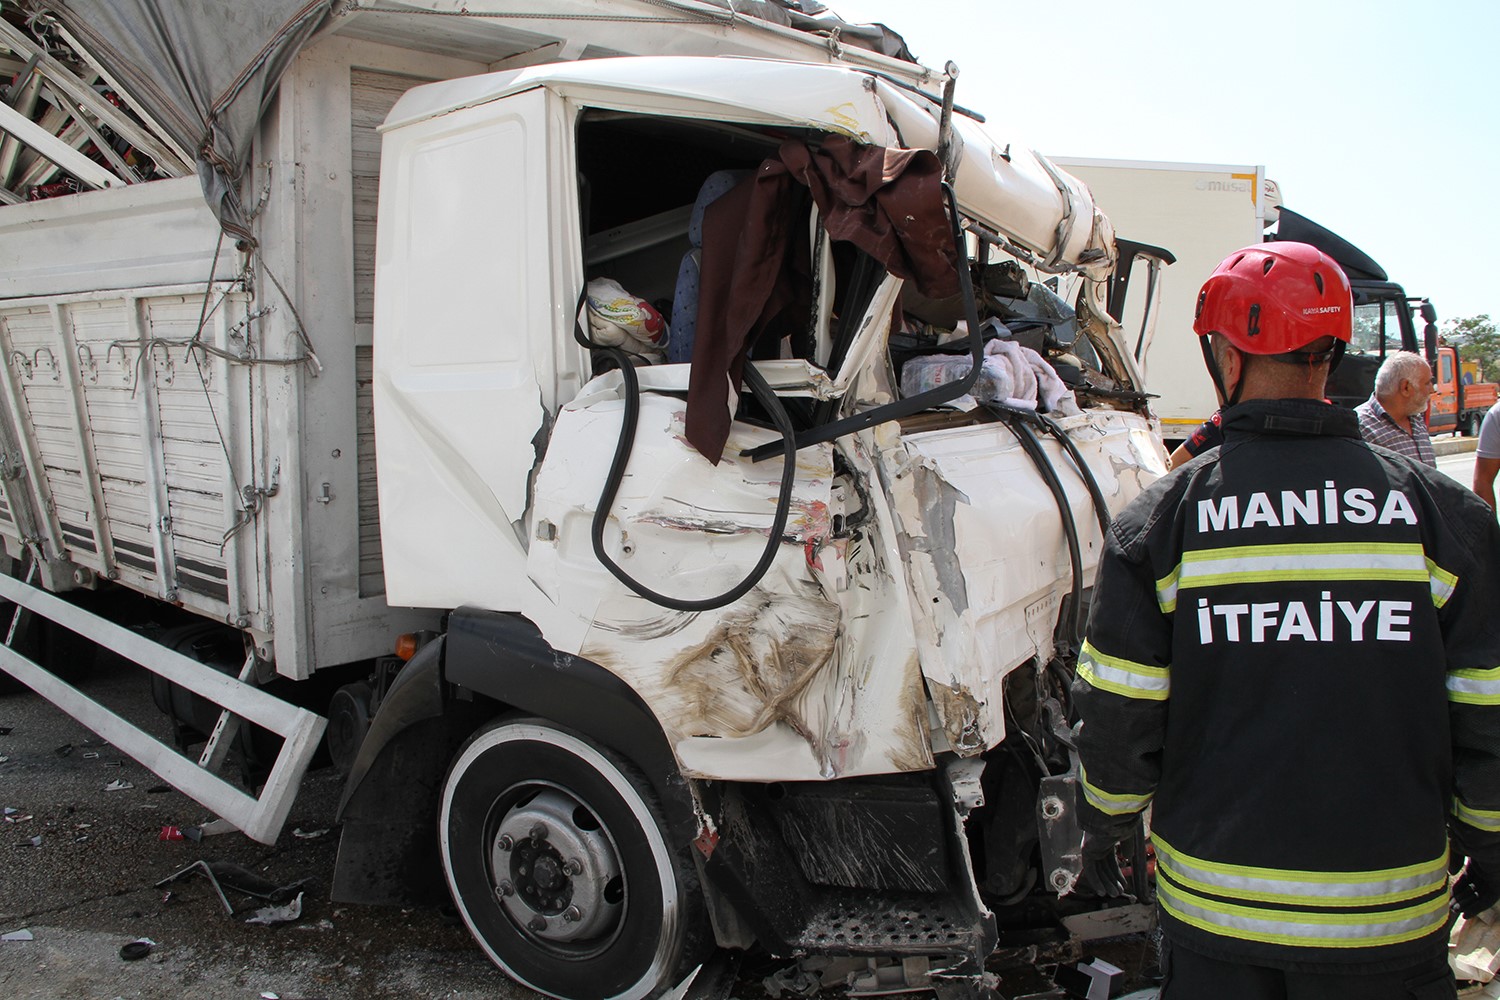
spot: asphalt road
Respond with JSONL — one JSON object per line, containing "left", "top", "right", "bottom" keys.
{"left": 0, "top": 660, "right": 526, "bottom": 1000}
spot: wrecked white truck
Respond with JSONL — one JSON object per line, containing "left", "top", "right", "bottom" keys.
{"left": 0, "top": 2, "right": 1167, "bottom": 996}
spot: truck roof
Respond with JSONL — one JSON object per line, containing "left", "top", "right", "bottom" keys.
{"left": 383, "top": 55, "right": 1114, "bottom": 276}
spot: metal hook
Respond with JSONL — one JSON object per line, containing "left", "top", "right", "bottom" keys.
{"left": 149, "top": 342, "right": 175, "bottom": 386}
{"left": 9, "top": 351, "right": 31, "bottom": 379}
{"left": 75, "top": 343, "right": 99, "bottom": 383}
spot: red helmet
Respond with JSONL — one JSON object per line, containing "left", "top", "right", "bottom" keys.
{"left": 1192, "top": 242, "right": 1351, "bottom": 354}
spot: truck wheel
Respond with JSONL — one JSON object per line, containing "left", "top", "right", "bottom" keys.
{"left": 1465, "top": 413, "right": 1482, "bottom": 437}
{"left": 439, "top": 718, "right": 707, "bottom": 1000}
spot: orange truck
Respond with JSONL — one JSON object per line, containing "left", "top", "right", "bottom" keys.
{"left": 1430, "top": 343, "right": 1497, "bottom": 437}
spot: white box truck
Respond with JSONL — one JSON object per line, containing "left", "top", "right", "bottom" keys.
{"left": 0, "top": 3, "right": 1166, "bottom": 996}
{"left": 1050, "top": 158, "right": 1278, "bottom": 439}
{"left": 1053, "top": 157, "right": 1437, "bottom": 442}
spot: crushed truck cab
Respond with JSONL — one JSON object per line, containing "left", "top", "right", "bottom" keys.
{"left": 0, "top": 5, "right": 1166, "bottom": 998}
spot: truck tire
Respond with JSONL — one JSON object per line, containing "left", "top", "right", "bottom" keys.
{"left": 439, "top": 717, "right": 707, "bottom": 1000}
{"left": 1465, "top": 413, "right": 1482, "bottom": 437}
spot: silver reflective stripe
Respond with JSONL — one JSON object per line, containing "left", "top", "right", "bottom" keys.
{"left": 1077, "top": 641, "right": 1169, "bottom": 702}
{"left": 1448, "top": 667, "right": 1500, "bottom": 706}
{"left": 1456, "top": 800, "right": 1500, "bottom": 832}
{"left": 1079, "top": 764, "right": 1152, "bottom": 816}
{"left": 1156, "top": 567, "right": 1180, "bottom": 614}
{"left": 1428, "top": 558, "right": 1458, "bottom": 608}
{"left": 1153, "top": 835, "right": 1446, "bottom": 907}
{"left": 1158, "top": 876, "right": 1449, "bottom": 948}
{"left": 1176, "top": 542, "right": 1429, "bottom": 592}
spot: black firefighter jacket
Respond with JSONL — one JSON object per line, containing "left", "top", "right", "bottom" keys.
{"left": 1074, "top": 398, "right": 1500, "bottom": 972}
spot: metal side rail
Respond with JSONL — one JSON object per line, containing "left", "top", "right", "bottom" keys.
{"left": 0, "top": 572, "right": 325, "bottom": 844}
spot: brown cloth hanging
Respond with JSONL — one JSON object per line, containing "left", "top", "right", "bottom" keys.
{"left": 685, "top": 136, "right": 958, "bottom": 464}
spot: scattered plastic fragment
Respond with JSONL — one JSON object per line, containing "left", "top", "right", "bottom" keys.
{"left": 0, "top": 727, "right": 12, "bottom": 735}
{"left": 1, "top": 928, "right": 32, "bottom": 942}
{"left": 155, "top": 860, "right": 306, "bottom": 917}
{"left": 83, "top": 751, "right": 99, "bottom": 759}
{"left": 4, "top": 812, "right": 32, "bottom": 823}
{"left": 292, "top": 826, "right": 329, "bottom": 840}
{"left": 2, "top": 807, "right": 18, "bottom": 818}
{"left": 1054, "top": 957, "right": 1125, "bottom": 1000}
{"left": 245, "top": 891, "right": 303, "bottom": 926}
{"left": 103, "top": 779, "right": 133, "bottom": 792}
{"left": 102, "top": 760, "right": 123, "bottom": 767}
{"left": 262, "top": 992, "right": 280, "bottom": 999}
{"left": 159, "top": 825, "right": 184, "bottom": 841}
{"left": 119, "top": 939, "right": 154, "bottom": 961}
{"left": 183, "top": 826, "right": 203, "bottom": 842}
{"left": 0, "top": 755, "right": 9, "bottom": 763}
{"left": 196, "top": 818, "right": 235, "bottom": 837}
{"left": 16, "top": 834, "right": 41, "bottom": 848}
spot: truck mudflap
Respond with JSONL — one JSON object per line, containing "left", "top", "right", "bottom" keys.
{"left": 0, "top": 571, "right": 325, "bottom": 844}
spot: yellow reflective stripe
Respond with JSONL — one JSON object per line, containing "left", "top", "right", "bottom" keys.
{"left": 1158, "top": 875, "right": 1449, "bottom": 949}
{"left": 1152, "top": 835, "right": 1447, "bottom": 908}
{"left": 1077, "top": 641, "right": 1170, "bottom": 702}
{"left": 1448, "top": 666, "right": 1500, "bottom": 706}
{"left": 1427, "top": 558, "right": 1458, "bottom": 609}
{"left": 1156, "top": 566, "right": 1180, "bottom": 613}
{"left": 1177, "top": 541, "right": 1429, "bottom": 592}
{"left": 1455, "top": 800, "right": 1500, "bottom": 833}
{"left": 1079, "top": 764, "right": 1152, "bottom": 817}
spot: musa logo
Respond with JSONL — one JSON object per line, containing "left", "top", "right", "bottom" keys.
{"left": 1195, "top": 180, "right": 1250, "bottom": 193}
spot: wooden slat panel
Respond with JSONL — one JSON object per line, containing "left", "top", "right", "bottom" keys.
{"left": 355, "top": 344, "right": 384, "bottom": 597}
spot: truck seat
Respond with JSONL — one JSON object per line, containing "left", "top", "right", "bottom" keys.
{"left": 668, "top": 169, "right": 749, "bottom": 364}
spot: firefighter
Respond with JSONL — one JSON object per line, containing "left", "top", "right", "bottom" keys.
{"left": 1073, "top": 241, "right": 1500, "bottom": 999}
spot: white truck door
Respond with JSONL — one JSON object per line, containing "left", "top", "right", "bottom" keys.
{"left": 372, "top": 87, "right": 555, "bottom": 611}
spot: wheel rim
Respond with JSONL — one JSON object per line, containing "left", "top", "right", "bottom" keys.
{"left": 487, "top": 784, "right": 626, "bottom": 951}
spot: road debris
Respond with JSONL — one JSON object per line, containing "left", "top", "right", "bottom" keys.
{"left": 1052, "top": 956, "right": 1125, "bottom": 999}
{"left": 155, "top": 860, "right": 307, "bottom": 917}
{"left": 119, "top": 938, "right": 155, "bottom": 960}
{"left": 245, "top": 891, "right": 304, "bottom": 927}
{"left": 1453, "top": 906, "right": 1500, "bottom": 983}
{"left": 103, "top": 779, "right": 133, "bottom": 791}
{"left": 292, "top": 826, "right": 330, "bottom": 840}
{"left": 54, "top": 742, "right": 73, "bottom": 757}
{"left": 16, "top": 834, "right": 41, "bottom": 848}
{"left": 1, "top": 928, "right": 32, "bottom": 942}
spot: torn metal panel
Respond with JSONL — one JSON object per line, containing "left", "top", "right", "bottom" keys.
{"left": 529, "top": 384, "right": 932, "bottom": 782}
{"left": 881, "top": 410, "right": 1163, "bottom": 755}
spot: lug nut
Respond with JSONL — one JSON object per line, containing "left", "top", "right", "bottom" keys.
{"left": 529, "top": 823, "right": 548, "bottom": 843}
{"left": 495, "top": 880, "right": 514, "bottom": 898}
{"left": 562, "top": 905, "right": 583, "bottom": 923}
{"left": 528, "top": 915, "right": 547, "bottom": 933}
{"left": 562, "top": 858, "right": 583, "bottom": 876}
{"left": 497, "top": 834, "right": 514, "bottom": 852}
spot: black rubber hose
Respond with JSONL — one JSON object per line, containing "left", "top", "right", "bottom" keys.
{"left": 1035, "top": 412, "right": 1112, "bottom": 537}
{"left": 581, "top": 341, "right": 798, "bottom": 612}
{"left": 994, "top": 410, "right": 1084, "bottom": 646}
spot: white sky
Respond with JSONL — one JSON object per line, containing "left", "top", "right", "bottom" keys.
{"left": 828, "top": 0, "right": 1500, "bottom": 324}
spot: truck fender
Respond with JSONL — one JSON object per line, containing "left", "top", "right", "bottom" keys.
{"left": 333, "top": 635, "right": 490, "bottom": 905}
{"left": 333, "top": 609, "right": 696, "bottom": 906}
{"left": 443, "top": 608, "right": 697, "bottom": 843}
